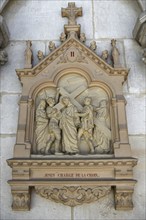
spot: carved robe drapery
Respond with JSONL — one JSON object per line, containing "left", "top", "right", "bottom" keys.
{"left": 60, "top": 102, "right": 79, "bottom": 154}
{"left": 35, "top": 100, "right": 48, "bottom": 153}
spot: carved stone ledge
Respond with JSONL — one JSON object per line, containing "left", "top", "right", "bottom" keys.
{"left": 7, "top": 158, "right": 138, "bottom": 169}
{"left": 35, "top": 186, "right": 111, "bottom": 207}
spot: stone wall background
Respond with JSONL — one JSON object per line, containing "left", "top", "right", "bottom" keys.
{"left": 0, "top": 1, "right": 145, "bottom": 219}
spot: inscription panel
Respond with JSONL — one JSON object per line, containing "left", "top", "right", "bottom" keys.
{"left": 31, "top": 168, "right": 114, "bottom": 179}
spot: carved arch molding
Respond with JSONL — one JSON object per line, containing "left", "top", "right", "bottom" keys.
{"left": 7, "top": 2, "right": 137, "bottom": 211}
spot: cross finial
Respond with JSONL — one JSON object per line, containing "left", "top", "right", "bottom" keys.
{"left": 61, "top": 2, "right": 82, "bottom": 25}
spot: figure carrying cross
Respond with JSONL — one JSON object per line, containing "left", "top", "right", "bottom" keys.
{"left": 61, "top": 2, "right": 82, "bottom": 25}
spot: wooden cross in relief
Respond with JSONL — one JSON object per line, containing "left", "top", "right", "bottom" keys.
{"left": 61, "top": 2, "right": 82, "bottom": 25}
{"left": 54, "top": 85, "right": 87, "bottom": 111}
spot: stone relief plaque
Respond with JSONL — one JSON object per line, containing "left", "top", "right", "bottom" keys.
{"left": 7, "top": 2, "right": 137, "bottom": 211}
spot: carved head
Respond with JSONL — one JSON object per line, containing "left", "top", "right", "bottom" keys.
{"left": 99, "top": 100, "right": 107, "bottom": 107}
{"left": 26, "top": 40, "right": 32, "bottom": 47}
{"left": 49, "top": 41, "right": 54, "bottom": 47}
{"left": 62, "top": 97, "right": 70, "bottom": 106}
{"left": 84, "top": 97, "right": 92, "bottom": 105}
{"left": 111, "top": 39, "right": 116, "bottom": 46}
{"left": 90, "top": 41, "right": 97, "bottom": 50}
{"left": 37, "top": 50, "right": 43, "bottom": 59}
{"left": 61, "top": 32, "right": 66, "bottom": 38}
{"left": 102, "top": 50, "right": 109, "bottom": 59}
{"left": 47, "top": 97, "right": 55, "bottom": 107}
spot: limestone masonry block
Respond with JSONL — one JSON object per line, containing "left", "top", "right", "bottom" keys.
{"left": 0, "top": 42, "right": 25, "bottom": 93}
{"left": 94, "top": 0, "right": 141, "bottom": 39}
{"left": 0, "top": 94, "right": 20, "bottom": 134}
{"left": 124, "top": 39, "right": 146, "bottom": 93}
{"left": 125, "top": 94, "right": 146, "bottom": 135}
{"left": 2, "top": 0, "right": 93, "bottom": 41}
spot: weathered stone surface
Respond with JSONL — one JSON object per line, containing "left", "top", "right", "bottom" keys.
{"left": 94, "top": 0, "right": 141, "bottom": 39}
{"left": 0, "top": 0, "right": 9, "bottom": 13}
{"left": 137, "top": 0, "right": 146, "bottom": 11}
{"left": 2, "top": 0, "right": 93, "bottom": 41}
{"left": 125, "top": 94, "right": 146, "bottom": 135}
{"left": 124, "top": 39, "right": 146, "bottom": 93}
{"left": 0, "top": 94, "right": 20, "bottom": 134}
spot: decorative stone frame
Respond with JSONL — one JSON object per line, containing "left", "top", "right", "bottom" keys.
{"left": 7, "top": 3, "right": 137, "bottom": 211}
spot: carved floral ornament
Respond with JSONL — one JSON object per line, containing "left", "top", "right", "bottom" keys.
{"left": 35, "top": 186, "right": 111, "bottom": 207}
{"left": 7, "top": 2, "right": 137, "bottom": 211}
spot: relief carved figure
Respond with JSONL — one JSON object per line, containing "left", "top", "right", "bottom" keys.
{"left": 37, "top": 50, "right": 44, "bottom": 61}
{"left": 60, "top": 97, "right": 80, "bottom": 155}
{"left": 25, "top": 40, "right": 33, "bottom": 68}
{"left": 111, "top": 39, "right": 120, "bottom": 68}
{"left": 35, "top": 100, "right": 48, "bottom": 154}
{"left": 78, "top": 97, "right": 94, "bottom": 153}
{"left": 49, "top": 41, "right": 56, "bottom": 52}
{"left": 90, "top": 41, "right": 97, "bottom": 52}
{"left": 44, "top": 98, "right": 62, "bottom": 155}
{"left": 93, "top": 100, "right": 111, "bottom": 154}
{"left": 35, "top": 89, "right": 112, "bottom": 155}
{"left": 60, "top": 32, "right": 66, "bottom": 43}
{"left": 80, "top": 33, "right": 86, "bottom": 43}
{"left": 101, "top": 50, "right": 109, "bottom": 63}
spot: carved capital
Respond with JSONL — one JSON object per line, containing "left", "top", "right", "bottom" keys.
{"left": 35, "top": 186, "right": 111, "bottom": 207}
{"left": 115, "top": 190, "right": 133, "bottom": 210}
{"left": 12, "top": 191, "right": 30, "bottom": 211}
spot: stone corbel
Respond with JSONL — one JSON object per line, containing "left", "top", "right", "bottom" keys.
{"left": 115, "top": 186, "right": 134, "bottom": 210}
{"left": 0, "top": 15, "right": 9, "bottom": 65}
{"left": 11, "top": 186, "right": 31, "bottom": 211}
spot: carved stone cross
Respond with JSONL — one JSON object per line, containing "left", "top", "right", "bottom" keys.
{"left": 61, "top": 2, "right": 82, "bottom": 25}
